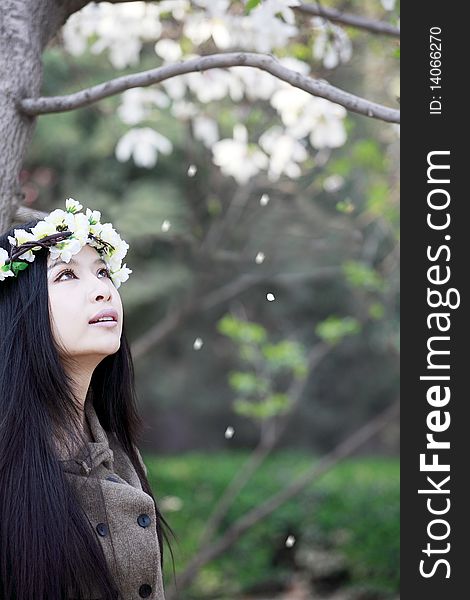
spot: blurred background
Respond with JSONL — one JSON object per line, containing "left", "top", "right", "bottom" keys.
{"left": 21, "top": 1, "right": 400, "bottom": 598}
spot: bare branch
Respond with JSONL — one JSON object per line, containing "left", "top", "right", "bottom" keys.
{"left": 130, "top": 267, "right": 339, "bottom": 360}
{"left": 197, "top": 342, "right": 332, "bottom": 548}
{"left": 17, "top": 52, "right": 400, "bottom": 123}
{"left": 166, "top": 400, "right": 400, "bottom": 595}
{"left": 293, "top": 3, "right": 400, "bottom": 38}
{"left": 12, "top": 206, "right": 48, "bottom": 225}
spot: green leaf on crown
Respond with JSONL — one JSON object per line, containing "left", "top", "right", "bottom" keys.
{"left": 11, "top": 261, "right": 29, "bottom": 275}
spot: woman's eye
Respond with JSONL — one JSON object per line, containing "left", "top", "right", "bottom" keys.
{"left": 56, "top": 269, "right": 75, "bottom": 281}
{"left": 56, "top": 268, "right": 111, "bottom": 281}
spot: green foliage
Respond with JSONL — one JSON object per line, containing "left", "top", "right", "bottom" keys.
{"left": 219, "top": 314, "right": 308, "bottom": 423}
{"left": 217, "top": 314, "right": 267, "bottom": 345}
{"left": 352, "top": 139, "right": 387, "bottom": 172}
{"left": 3, "top": 261, "right": 28, "bottom": 276}
{"left": 234, "top": 393, "right": 291, "bottom": 420}
{"left": 228, "top": 371, "right": 269, "bottom": 395}
{"left": 342, "top": 260, "right": 385, "bottom": 292}
{"left": 315, "top": 315, "right": 361, "bottom": 345}
{"left": 244, "top": 0, "right": 263, "bottom": 13}
{"left": 366, "top": 181, "right": 399, "bottom": 227}
{"left": 147, "top": 451, "right": 399, "bottom": 597}
{"left": 261, "top": 340, "right": 308, "bottom": 377}
{"left": 369, "top": 301, "right": 385, "bottom": 320}
{"left": 336, "top": 199, "right": 355, "bottom": 214}
{"left": 314, "top": 460, "right": 400, "bottom": 592}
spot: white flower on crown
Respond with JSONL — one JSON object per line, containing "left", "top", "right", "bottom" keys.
{"left": 109, "top": 264, "right": 133, "bottom": 288}
{"left": 7, "top": 229, "right": 41, "bottom": 261}
{"left": 2, "top": 198, "right": 132, "bottom": 287}
{"left": 97, "top": 223, "right": 124, "bottom": 254}
{"left": 0, "top": 248, "right": 15, "bottom": 280}
{"left": 98, "top": 222, "right": 118, "bottom": 241}
{"left": 44, "top": 208, "right": 75, "bottom": 230}
{"left": 65, "top": 198, "right": 83, "bottom": 213}
{"left": 70, "top": 212, "right": 91, "bottom": 245}
{"left": 31, "top": 220, "right": 57, "bottom": 240}
{"left": 86, "top": 208, "right": 101, "bottom": 225}
{"left": 48, "top": 237, "right": 84, "bottom": 263}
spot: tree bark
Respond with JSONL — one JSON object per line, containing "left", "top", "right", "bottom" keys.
{"left": 0, "top": 0, "right": 90, "bottom": 233}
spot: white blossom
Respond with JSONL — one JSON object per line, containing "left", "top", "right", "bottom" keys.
{"left": 271, "top": 88, "right": 347, "bottom": 149}
{"left": 182, "top": 0, "right": 300, "bottom": 54}
{"left": 30, "top": 220, "right": 57, "bottom": 240}
{"left": 185, "top": 68, "right": 244, "bottom": 103}
{"left": 311, "top": 17, "right": 352, "bottom": 69}
{"left": 259, "top": 126, "right": 308, "bottom": 181}
{"left": 115, "top": 127, "right": 173, "bottom": 168}
{"left": 48, "top": 237, "right": 84, "bottom": 263}
{"left": 381, "top": 0, "right": 396, "bottom": 10}
{"left": 192, "top": 115, "right": 219, "bottom": 148}
{"left": 232, "top": 5, "right": 299, "bottom": 53}
{"left": 154, "top": 38, "right": 183, "bottom": 62}
{"left": 323, "top": 174, "right": 345, "bottom": 193}
{"left": 65, "top": 198, "right": 83, "bottom": 213}
{"left": 108, "top": 263, "right": 132, "bottom": 288}
{"left": 170, "top": 100, "right": 198, "bottom": 120}
{"left": 308, "top": 100, "right": 347, "bottom": 149}
{"left": 212, "top": 124, "right": 268, "bottom": 184}
{"left": 155, "top": 0, "right": 190, "bottom": 21}
{"left": 0, "top": 247, "right": 15, "bottom": 280}
{"left": 228, "top": 66, "right": 278, "bottom": 102}
{"left": 62, "top": 2, "right": 163, "bottom": 69}
{"left": 117, "top": 88, "right": 170, "bottom": 125}
{"left": 253, "top": 0, "right": 300, "bottom": 26}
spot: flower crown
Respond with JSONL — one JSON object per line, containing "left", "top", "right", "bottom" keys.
{"left": 0, "top": 198, "right": 132, "bottom": 288}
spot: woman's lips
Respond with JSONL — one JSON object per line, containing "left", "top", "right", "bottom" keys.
{"left": 89, "top": 321, "right": 118, "bottom": 328}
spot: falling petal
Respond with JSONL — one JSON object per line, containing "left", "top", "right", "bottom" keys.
{"left": 187, "top": 164, "right": 197, "bottom": 177}
{"left": 224, "top": 426, "right": 235, "bottom": 439}
{"left": 260, "top": 193, "right": 270, "bottom": 206}
{"left": 285, "top": 535, "right": 296, "bottom": 547}
{"left": 266, "top": 292, "right": 275, "bottom": 301}
{"left": 161, "top": 220, "right": 171, "bottom": 232}
{"left": 255, "top": 252, "right": 265, "bottom": 264}
{"left": 193, "top": 337, "right": 203, "bottom": 350}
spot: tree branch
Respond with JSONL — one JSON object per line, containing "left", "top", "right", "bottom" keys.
{"left": 17, "top": 52, "right": 400, "bottom": 123}
{"left": 293, "top": 3, "right": 400, "bottom": 38}
{"left": 130, "top": 267, "right": 339, "bottom": 360}
{"left": 166, "top": 399, "right": 400, "bottom": 595}
{"left": 196, "top": 341, "right": 332, "bottom": 549}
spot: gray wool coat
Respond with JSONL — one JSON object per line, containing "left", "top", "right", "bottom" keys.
{"left": 59, "top": 398, "right": 166, "bottom": 600}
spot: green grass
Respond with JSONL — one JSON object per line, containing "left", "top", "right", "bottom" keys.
{"left": 143, "top": 450, "right": 399, "bottom": 598}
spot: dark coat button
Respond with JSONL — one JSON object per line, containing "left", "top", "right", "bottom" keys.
{"left": 106, "top": 475, "right": 120, "bottom": 483}
{"left": 137, "top": 513, "right": 151, "bottom": 528}
{"left": 138, "top": 583, "right": 152, "bottom": 597}
{"left": 96, "top": 523, "right": 108, "bottom": 537}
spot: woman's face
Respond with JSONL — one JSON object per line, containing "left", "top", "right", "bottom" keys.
{"left": 47, "top": 244, "right": 123, "bottom": 364}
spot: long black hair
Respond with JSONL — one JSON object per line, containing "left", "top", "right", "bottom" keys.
{"left": 0, "top": 218, "right": 177, "bottom": 599}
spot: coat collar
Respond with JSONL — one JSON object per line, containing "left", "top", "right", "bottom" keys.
{"left": 59, "top": 395, "right": 115, "bottom": 476}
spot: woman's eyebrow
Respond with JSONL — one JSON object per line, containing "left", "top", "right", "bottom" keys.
{"left": 47, "top": 257, "right": 106, "bottom": 272}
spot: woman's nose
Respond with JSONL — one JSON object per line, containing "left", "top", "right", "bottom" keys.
{"left": 90, "top": 278, "right": 113, "bottom": 301}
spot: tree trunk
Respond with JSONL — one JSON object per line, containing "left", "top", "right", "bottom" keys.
{"left": 0, "top": 0, "right": 81, "bottom": 233}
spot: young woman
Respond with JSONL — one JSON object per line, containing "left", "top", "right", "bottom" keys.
{"left": 0, "top": 200, "right": 176, "bottom": 599}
